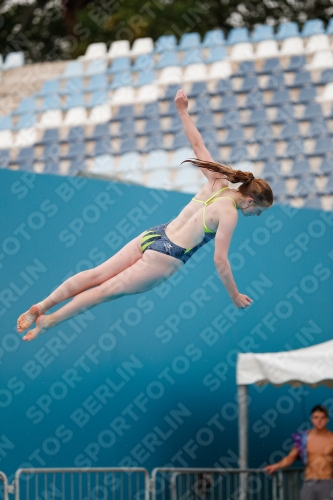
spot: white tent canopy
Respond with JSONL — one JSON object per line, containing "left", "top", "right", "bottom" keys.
{"left": 236, "top": 340, "right": 333, "bottom": 470}
{"left": 237, "top": 339, "right": 333, "bottom": 387}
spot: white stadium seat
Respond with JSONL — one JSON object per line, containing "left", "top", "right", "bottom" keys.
{"left": 15, "top": 128, "right": 37, "bottom": 147}
{"left": 144, "top": 150, "right": 168, "bottom": 170}
{"left": 208, "top": 60, "right": 232, "bottom": 79}
{"left": 88, "top": 104, "right": 112, "bottom": 124}
{"left": 280, "top": 37, "right": 304, "bottom": 55}
{"left": 108, "top": 40, "right": 131, "bottom": 59}
{"left": 158, "top": 66, "right": 182, "bottom": 84}
{"left": 117, "top": 152, "right": 143, "bottom": 172}
{"left": 174, "top": 165, "right": 201, "bottom": 187}
{"left": 307, "top": 50, "right": 333, "bottom": 69}
{"left": 183, "top": 63, "right": 207, "bottom": 82}
{"left": 90, "top": 155, "right": 115, "bottom": 175}
{"left": 131, "top": 38, "right": 154, "bottom": 57}
{"left": 3, "top": 51, "right": 24, "bottom": 70}
{"left": 84, "top": 43, "right": 107, "bottom": 59}
{"left": 317, "top": 82, "right": 333, "bottom": 101}
{"left": 230, "top": 43, "right": 255, "bottom": 60}
{"left": 64, "top": 107, "right": 87, "bottom": 126}
{"left": 111, "top": 86, "right": 136, "bottom": 105}
{"left": 0, "top": 130, "right": 13, "bottom": 148}
{"left": 146, "top": 169, "right": 174, "bottom": 189}
{"left": 169, "top": 148, "right": 194, "bottom": 168}
{"left": 39, "top": 110, "right": 63, "bottom": 128}
{"left": 305, "top": 34, "right": 330, "bottom": 53}
{"left": 136, "top": 84, "right": 159, "bottom": 102}
{"left": 255, "top": 40, "right": 279, "bottom": 59}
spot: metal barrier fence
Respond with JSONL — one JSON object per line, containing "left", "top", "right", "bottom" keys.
{"left": 277, "top": 469, "right": 304, "bottom": 500}
{"left": 151, "top": 468, "right": 279, "bottom": 500}
{"left": 0, "top": 467, "right": 304, "bottom": 500}
{"left": 14, "top": 468, "right": 149, "bottom": 500}
{"left": 0, "top": 470, "right": 9, "bottom": 500}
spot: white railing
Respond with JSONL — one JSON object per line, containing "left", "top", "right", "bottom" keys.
{"left": 277, "top": 468, "right": 304, "bottom": 500}
{"left": 14, "top": 467, "right": 150, "bottom": 500}
{"left": 0, "top": 470, "right": 9, "bottom": 500}
{"left": 151, "top": 467, "right": 279, "bottom": 500}
{"left": 0, "top": 467, "right": 304, "bottom": 500}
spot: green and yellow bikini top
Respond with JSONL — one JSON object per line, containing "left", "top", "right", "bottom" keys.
{"left": 192, "top": 187, "right": 237, "bottom": 234}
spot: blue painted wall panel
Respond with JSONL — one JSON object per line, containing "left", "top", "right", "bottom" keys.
{"left": 1, "top": 170, "right": 333, "bottom": 478}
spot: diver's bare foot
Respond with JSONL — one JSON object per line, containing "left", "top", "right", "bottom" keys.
{"left": 22, "top": 314, "right": 51, "bottom": 341}
{"left": 17, "top": 304, "right": 44, "bottom": 332}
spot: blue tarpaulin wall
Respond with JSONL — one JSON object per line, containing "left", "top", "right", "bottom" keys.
{"left": 1, "top": 169, "right": 333, "bottom": 479}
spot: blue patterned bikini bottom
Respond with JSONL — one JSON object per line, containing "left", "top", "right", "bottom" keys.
{"left": 140, "top": 223, "right": 215, "bottom": 264}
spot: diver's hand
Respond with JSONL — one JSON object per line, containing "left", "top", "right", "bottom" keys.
{"left": 174, "top": 89, "right": 188, "bottom": 112}
{"left": 232, "top": 293, "right": 253, "bottom": 309}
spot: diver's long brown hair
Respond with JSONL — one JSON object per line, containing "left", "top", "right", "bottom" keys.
{"left": 184, "top": 158, "right": 273, "bottom": 207}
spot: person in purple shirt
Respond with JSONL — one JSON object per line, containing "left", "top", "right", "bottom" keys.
{"left": 265, "top": 405, "right": 333, "bottom": 500}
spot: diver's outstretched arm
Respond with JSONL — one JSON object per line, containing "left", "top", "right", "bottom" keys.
{"left": 174, "top": 89, "right": 219, "bottom": 182}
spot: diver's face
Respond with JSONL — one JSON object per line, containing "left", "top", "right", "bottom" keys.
{"left": 241, "top": 200, "right": 268, "bottom": 217}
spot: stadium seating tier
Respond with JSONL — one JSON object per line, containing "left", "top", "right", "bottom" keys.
{"left": 1, "top": 20, "right": 333, "bottom": 207}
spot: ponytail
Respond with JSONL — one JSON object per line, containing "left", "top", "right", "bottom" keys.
{"left": 183, "top": 158, "right": 273, "bottom": 207}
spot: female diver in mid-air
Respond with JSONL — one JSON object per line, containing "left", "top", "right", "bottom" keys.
{"left": 17, "top": 89, "right": 273, "bottom": 341}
